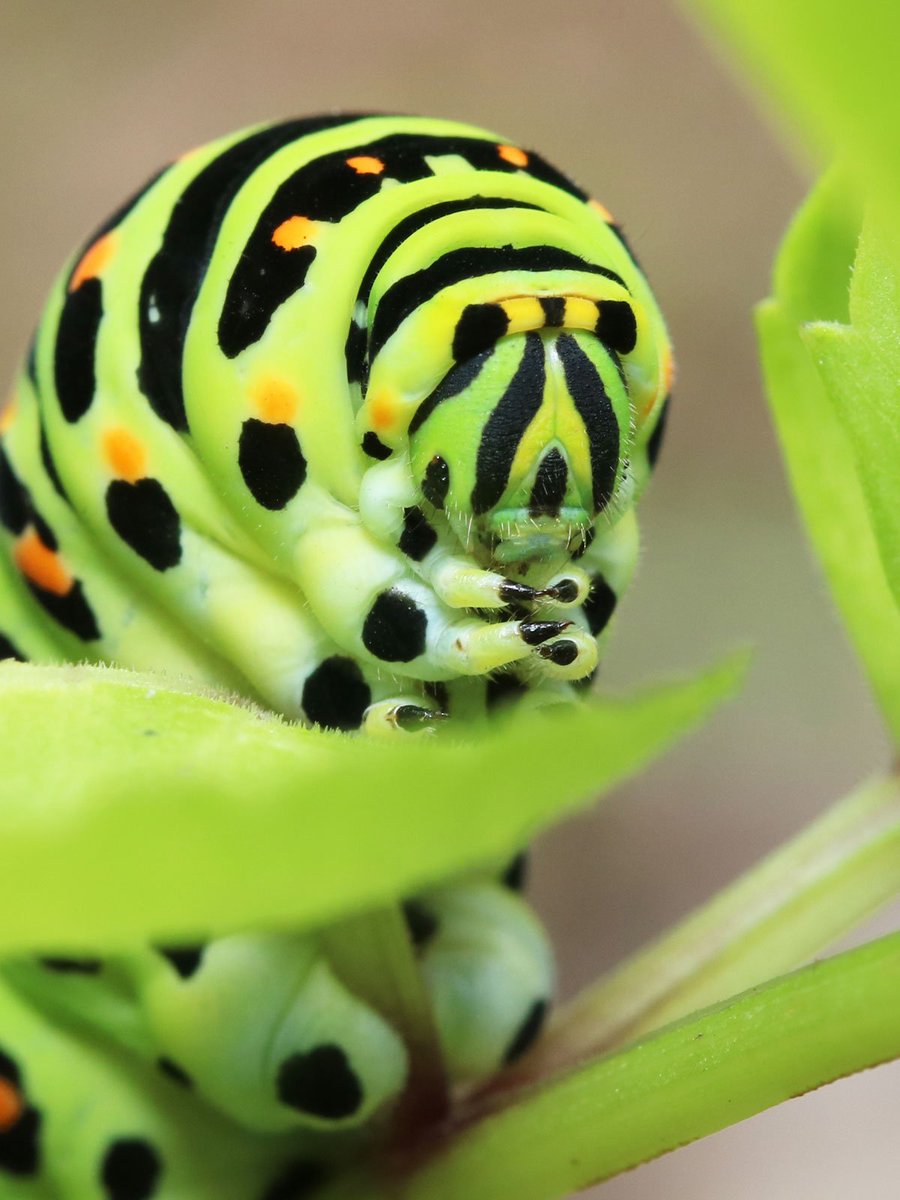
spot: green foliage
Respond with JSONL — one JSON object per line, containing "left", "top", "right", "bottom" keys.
{"left": 757, "top": 173, "right": 900, "bottom": 742}
{"left": 805, "top": 210, "right": 900, "bottom": 608}
{"left": 0, "top": 656, "right": 745, "bottom": 953}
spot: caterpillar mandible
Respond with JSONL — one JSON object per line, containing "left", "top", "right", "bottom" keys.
{"left": 0, "top": 114, "right": 671, "bottom": 1198}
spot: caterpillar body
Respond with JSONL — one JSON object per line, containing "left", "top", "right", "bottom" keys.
{"left": 0, "top": 114, "right": 671, "bottom": 1198}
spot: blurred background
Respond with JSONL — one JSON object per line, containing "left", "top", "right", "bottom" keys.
{"left": 1, "top": 1, "right": 896, "bottom": 1195}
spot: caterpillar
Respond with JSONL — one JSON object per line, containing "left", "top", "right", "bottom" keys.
{"left": 0, "top": 114, "right": 671, "bottom": 1198}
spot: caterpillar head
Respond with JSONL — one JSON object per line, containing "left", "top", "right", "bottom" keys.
{"left": 406, "top": 325, "right": 634, "bottom": 568}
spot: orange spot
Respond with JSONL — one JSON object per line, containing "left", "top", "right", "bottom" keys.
{"left": 253, "top": 377, "right": 298, "bottom": 424}
{"left": 346, "top": 155, "right": 385, "bottom": 176}
{"left": 0, "top": 398, "right": 18, "bottom": 435}
{"left": 0, "top": 1080, "right": 23, "bottom": 1133}
{"left": 69, "top": 231, "right": 118, "bottom": 292}
{"left": 271, "top": 215, "right": 317, "bottom": 251}
{"left": 103, "top": 427, "right": 146, "bottom": 482}
{"left": 370, "top": 392, "right": 395, "bottom": 432}
{"left": 498, "top": 144, "right": 529, "bottom": 168}
{"left": 589, "top": 199, "right": 615, "bottom": 223}
{"left": 15, "top": 528, "right": 72, "bottom": 596}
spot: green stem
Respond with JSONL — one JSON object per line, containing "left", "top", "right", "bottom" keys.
{"left": 327, "top": 932, "right": 900, "bottom": 1200}
{"left": 505, "top": 772, "right": 900, "bottom": 1081}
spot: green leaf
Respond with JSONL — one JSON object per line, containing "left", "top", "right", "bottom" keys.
{"left": 683, "top": 0, "right": 900, "bottom": 218}
{"left": 803, "top": 210, "right": 900, "bottom": 603}
{"left": 0, "top": 655, "right": 745, "bottom": 954}
{"left": 756, "top": 171, "right": 900, "bottom": 742}
{"left": 323, "top": 933, "right": 900, "bottom": 1200}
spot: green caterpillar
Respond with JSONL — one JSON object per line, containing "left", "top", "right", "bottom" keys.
{"left": 0, "top": 114, "right": 671, "bottom": 1198}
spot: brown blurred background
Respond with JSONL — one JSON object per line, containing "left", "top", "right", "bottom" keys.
{"left": 1, "top": 0, "right": 897, "bottom": 1194}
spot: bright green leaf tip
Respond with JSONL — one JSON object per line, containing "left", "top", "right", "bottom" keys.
{"left": 0, "top": 653, "right": 747, "bottom": 954}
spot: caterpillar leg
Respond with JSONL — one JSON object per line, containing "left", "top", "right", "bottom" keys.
{"left": 0, "top": 975, "right": 310, "bottom": 1200}
{"left": 122, "top": 933, "right": 408, "bottom": 1135}
{"left": 359, "top": 457, "right": 590, "bottom": 611}
{"left": 402, "top": 882, "right": 554, "bottom": 1083}
{"left": 361, "top": 697, "right": 449, "bottom": 736}
{"left": 294, "top": 517, "right": 596, "bottom": 684}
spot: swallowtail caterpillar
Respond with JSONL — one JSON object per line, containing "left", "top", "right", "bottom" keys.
{"left": 0, "top": 114, "right": 671, "bottom": 1198}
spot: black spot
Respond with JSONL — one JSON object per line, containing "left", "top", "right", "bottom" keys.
{"left": 345, "top": 320, "right": 367, "bottom": 387}
{"left": 486, "top": 673, "right": 528, "bottom": 711}
{"left": 302, "top": 656, "right": 371, "bottom": 731}
{"left": 362, "top": 589, "right": 427, "bottom": 663}
{"left": 157, "top": 1058, "right": 193, "bottom": 1090}
{"left": 106, "top": 480, "right": 182, "bottom": 571}
{"left": 238, "top": 419, "right": 307, "bottom": 511}
{"left": 0, "top": 635, "right": 24, "bottom": 662}
{"left": 422, "top": 456, "right": 449, "bottom": 509}
{"left": 503, "top": 999, "right": 548, "bottom": 1064}
{"left": 55, "top": 277, "right": 103, "bottom": 422}
{"left": 0, "top": 1109, "right": 40, "bottom": 1176}
{"left": 261, "top": 1160, "right": 326, "bottom": 1200}
{"left": 370, "top": 245, "right": 626, "bottom": 362}
{"left": 361, "top": 431, "right": 391, "bottom": 461}
{"left": 471, "top": 333, "right": 545, "bottom": 516}
{"left": 452, "top": 303, "right": 509, "bottom": 363}
{"left": 501, "top": 851, "right": 529, "bottom": 891}
{"left": 157, "top": 945, "right": 205, "bottom": 979}
{"left": 39, "top": 956, "right": 102, "bottom": 974}
{"left": 276, "top": 1045, "right": 363, "bottom": 1120}
{"left": 556, "top": 334, "right": 620, "bottom": 513}
{"left": 100, "top": 1138, "right": 162, "bottom": 1200}
{"left": 137, "top": 116, "right": 362, "bottom": 430}
{"left": 28, "top": 580, "right": 100, "bottom": 642}
{"left": 647, "top": 395, "right": 670, "bottom": 469}
{"left": 529, "top": 448, "right": 568, "bottom": 515}
{"left": 595, "top": 300, "right": 637, "bottom": 356}
{"left": 0, "top": 1049, "right": 40, "bottom": 1177}
{"left": 0, "top": 445, "right": 30, "bottom": 535}
{"left": 398, "top": 506, "right": 437, "bottom": 561}
{"left": 583, "top": 576, "right": 617, "bottom": 635}
{"left": 539, "top": 296, "right": 566, "bottom": 326}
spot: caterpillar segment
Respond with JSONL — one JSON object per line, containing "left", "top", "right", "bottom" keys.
{"left": 0, "top": 114, "right": 671, "bottom": 1194}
